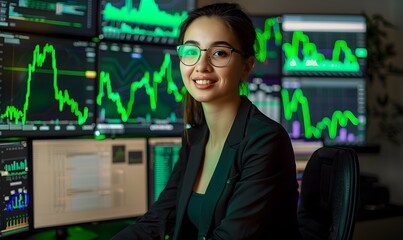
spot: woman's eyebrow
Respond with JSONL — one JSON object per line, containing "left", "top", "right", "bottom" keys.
{"left": 183, "top": 40, "right": 199, "bottom": 45}
{"left": 211, "top": 41, "right": 233, "bottom": 47}
{"left": 182, "top": 40, "right": 233, "bottom": 47}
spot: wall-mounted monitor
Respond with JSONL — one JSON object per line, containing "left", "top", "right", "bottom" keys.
{"left": 0, "top": 139, "right": 31, "bottom": 238}
{"left": 281, "top": 77, "right": 366, "bottom": 146}
{"left": 95, "top": 42, "right": 185, "bottom": 137}
{"left": 248, "top": 76, "right": 282, "bottom": 123}
{"left": 0, "top": 0, "right": 97, "bottom": 38}
{"left": 99, "top": 0, "right": 196, "bottom": 44}
{"left": 32, "top": 138, "right": 147, "bottom": 230}
{"left": 250, "top": 15, "right": 282, "bottom": 77}
{"left": 147, "top": 137, "right": 181, "bottom": 207}
{"left": 0, "top": 32, "right": 97, "bottom": 138}
{"left": 281, "top": 14, "right": 367, "bottom": 77}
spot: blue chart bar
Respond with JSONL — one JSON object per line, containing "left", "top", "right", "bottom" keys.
{"left": 5, "top": 192, "right": 29, "bottom": 211}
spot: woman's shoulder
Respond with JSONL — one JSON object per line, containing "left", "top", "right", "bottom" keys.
{"left": 247, "top": 103, "right": 288, "bottom": 136}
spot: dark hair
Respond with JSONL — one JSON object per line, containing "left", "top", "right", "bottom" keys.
{"left": 178, "top": 3, "right": 256, "bottom": 57}
{"left": 178, "top": 3, "right": 257, "bottom": 131}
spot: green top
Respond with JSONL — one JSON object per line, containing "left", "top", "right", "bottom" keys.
{"left": 187, "top": 191, "right": 205, "bottom": 230}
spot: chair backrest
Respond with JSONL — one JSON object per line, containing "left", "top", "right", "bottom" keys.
{"left": 298, "top": 147, "right": 360, "bottom": 240}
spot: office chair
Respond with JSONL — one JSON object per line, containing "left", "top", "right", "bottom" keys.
{"left": 298, "top": 147, "right": 360, "bottom": 240}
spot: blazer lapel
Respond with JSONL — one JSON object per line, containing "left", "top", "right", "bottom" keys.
{"left": 198, "top": 142, "right": 236, "bottom": 237}
{"left": 199, "top": 96, "right": 253, "bottom": 237}
{"left": 174, "top": 125, "right": 208, "bottom": 237}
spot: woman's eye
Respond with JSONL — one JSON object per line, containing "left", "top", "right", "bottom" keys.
{"left": 212, "top": 49, "right": 228, "bottom": 57}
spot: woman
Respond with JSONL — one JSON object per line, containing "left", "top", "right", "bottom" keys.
{"left": 113, "top": 3, "right": 298, "bottom": 239}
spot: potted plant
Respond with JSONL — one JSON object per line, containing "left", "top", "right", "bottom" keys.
{"left": 365, "top": 13, "right": 403, "bottom": 145}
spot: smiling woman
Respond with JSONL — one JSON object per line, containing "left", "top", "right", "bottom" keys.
{"left": 178, "top": 14, "right": 254, "bottom": 109}
{"left": 113, "top": 3, "right": 299, "bottom": 240}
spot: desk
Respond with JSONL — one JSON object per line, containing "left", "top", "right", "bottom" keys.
{"left": 354, "top": 216, "right": 403, "bottom": 240}
{"left": 19, "top": 219, "right": 135, "bottom": 240}
{"left": 354, "top": 204, "right": 403, "bottom": 240}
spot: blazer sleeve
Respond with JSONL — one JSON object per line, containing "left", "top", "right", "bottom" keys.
{"left": 112, "top": 138, "right": 189, "bottom": 240}
{"left": 210, "top": 122, "right": 298, "bottom": 239}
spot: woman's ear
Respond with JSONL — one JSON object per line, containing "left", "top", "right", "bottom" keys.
{"left": 241, "top": 56, "right": 255, "bottom": 80}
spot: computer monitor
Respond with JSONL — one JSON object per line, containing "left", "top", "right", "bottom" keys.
{"left": 147, "top": 137, "right": 181, "bottom": 207}
{"left": 95, "top": 41, "right": 185, "bottom": 137}
{"left": 99, "top": 0, "right": 196, "bottom": 44}
{"left": 0, "top": 32, "right": 97, "bottom": 137}
{"left": 281, "top": 14, "right": 367, "bottom": 77}
{"left": 0, "top": 0, "right": 97, "bottom": 38}
{"left": 250, "top": 15, "right": 282, "bottom": 77}
{"left": 32, "top": 138, "right": 147, "bottom": 230}
{"left": 281, "top": 77, "right": 366, "bottom": 146}
{"left": 0, "top": 139, "right": 31, "bottom": 238}
{"left": 248, "top": 76, "right": 282, "bottom": 123}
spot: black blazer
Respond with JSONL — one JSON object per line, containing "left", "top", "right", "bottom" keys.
{"left": 113, "top": 97, "right": 299, "bottom": 240}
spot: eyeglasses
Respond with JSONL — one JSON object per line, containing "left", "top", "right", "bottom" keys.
{"left": 176, "top": 44, "right": 248, "bottom": 67}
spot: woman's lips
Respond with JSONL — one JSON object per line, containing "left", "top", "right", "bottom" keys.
{"left": 192, "top": 77, "right": 217, "bottom": 89}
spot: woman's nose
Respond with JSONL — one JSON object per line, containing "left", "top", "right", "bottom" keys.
{"left": 195, "top": 51, "right": 212, "bottom": 72}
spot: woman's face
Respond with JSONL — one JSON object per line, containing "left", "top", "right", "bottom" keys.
{"left": 180, "top": 16, "right": 254, "bottom": 104}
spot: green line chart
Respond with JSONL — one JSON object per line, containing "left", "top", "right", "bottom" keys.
{"left": 0, "top": 44, "right": 90, "bottom": 125}
{"left": 254, "top": 17, "right": 282, "bottom": 63}
{"left": 281, "top": 88, "right": 360, "bottom": 140}
{"left": 97, "top": 51, "right": 185, "bottom": 123}
{"left": 283, "top": 31, "right": 366, "bottom": 72}
{"left": 282, "top": 30, "right": 367, "bottom": 76}
{"left": 250, "top": 16, "right": 283, "bottom": 76}
{"left": 101, "top": 0, "right": 188, "bottom": 42}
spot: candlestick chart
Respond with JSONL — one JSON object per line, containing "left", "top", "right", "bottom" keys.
{"left": 96, "top": 42, "right": 186, "bottom": 136}
{"left": 281, "top": 14, "right": 367, "bottom": 77}
{"left": 281, "top": 77, "right": 366, "bottom": 145}
{"left": 0, "top": 140, "right": 30, "bottom": 237}
{"left": 0, "top": 32, "right": 97, "bottom": 137}
{"left": 100, "top": 0, "right": 190, "bottom": 44}
{"left": 250, "top": 16, "right": 282, "bottom": 77}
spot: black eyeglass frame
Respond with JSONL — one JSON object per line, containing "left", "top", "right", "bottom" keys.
{"left": 176, "top": 44, "right": 249, "bottom": 68}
